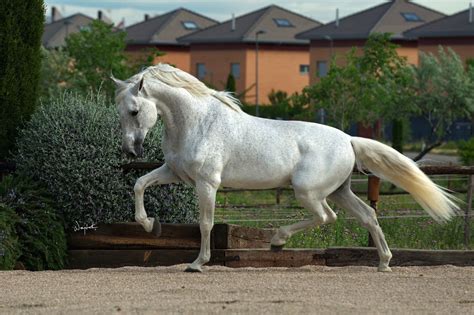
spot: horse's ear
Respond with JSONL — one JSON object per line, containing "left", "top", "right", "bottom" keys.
{"left": 131, "top": 77, "right": 145, "bottom": 95}
{"left": 110, "top": 75, "right": 127, "bottom": 90}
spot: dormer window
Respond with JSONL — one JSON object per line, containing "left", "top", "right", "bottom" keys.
{"left": 182, "top": 21, "right": 198, "bottom": 30}
{"left": 274, "top": 18, "right": 293, "bottom": 27}
{"left": 401, "top": 12, "right": 423, "bottom": 22}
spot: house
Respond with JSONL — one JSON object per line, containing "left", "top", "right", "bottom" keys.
{"left": 404, "top": 6, "right": 474, "bottom": 65}
{"left": 42, "top": 7, "right": 112, "bottom": 49}
{"left": 178, "top": 5, "right": 321, "bottom": 104}
{"left": 125, "top": 8, "right": 218, "bottom": 72}
{"left": 296, "top": 0, "right": 445, "bottom": 85}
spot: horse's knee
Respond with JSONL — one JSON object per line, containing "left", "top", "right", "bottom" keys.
{"left": 134, "top": 178, "right": 146, "bottom": 194}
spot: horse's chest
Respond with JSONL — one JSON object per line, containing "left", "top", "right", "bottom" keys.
{"left": 164, "top": 151, "right": 203, "bottom": 184}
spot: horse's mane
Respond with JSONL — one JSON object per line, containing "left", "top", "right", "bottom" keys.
{"left": 143, "top": 63, "right": 242, "bottom": 112}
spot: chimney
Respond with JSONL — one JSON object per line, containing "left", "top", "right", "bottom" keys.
{"left": 144, "top": 14, "right": 150, "bottom": 21}
{"left": 231, "top": 13, "right": 236, "bottom": 31}
{"left": 335, "top": 8, "right": 339, "bottom": 27}
{"left": 470, "top": 2, "right": 473, "bottom": 23}
{"left": 51, "top": 6, "right": 58, "bottom": 22}
{"left": 98, "top": 10, "right": 103, "bottom": 21}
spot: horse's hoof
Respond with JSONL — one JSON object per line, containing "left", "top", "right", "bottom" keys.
{"left": 377, "top": 265, "right": 392, "bottom": 272}
{"left": 184, "top": 265, "right": 202, "bottom": 273}
{"left": 151, "top": 218, "right": 162, "bottom": 237}
{"left": 270, "top": 244, "right": 285, "bottom": 252}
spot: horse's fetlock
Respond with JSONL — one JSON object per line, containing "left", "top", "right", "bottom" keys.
{"left": 135, "top": 214, "right": 146, "bottom": 223}
{"left": 326, "top": 212, "right": 337, "bottom": 224}
{"left": 200, "top": 223, "right": 213, "bottom": 234}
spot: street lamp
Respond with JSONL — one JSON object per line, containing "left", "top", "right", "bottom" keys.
{"left": 324, "top": 35, "right": 334, "bottom": 59}
{"left": 255, "top": 30, "right": 266, "bottom": 117}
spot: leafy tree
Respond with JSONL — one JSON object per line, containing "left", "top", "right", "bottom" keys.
{"left": 304, "top": 49, "right": 361, "bottom": 130}
{"left": 39, "top": 47, "right": 73, "bottom": 100}
{"left": 412, "top": 47, "right": 474, "bottom": 160}
{"left": 65, "top": 20, "right": 130, "bottom": 100}
{"left": 306, "top": 33, "right": 416, "bottom": 147}
{"left": 241, "top": 89, "right": 314, "bottom": 121}
{"left": 0, "top": 0, "right": 44, "bottom": 159}
{"left": 225, "top": 73, "right": 236, "bottom": 93}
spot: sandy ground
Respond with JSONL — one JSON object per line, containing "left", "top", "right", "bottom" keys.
{"left": 0, "top": 265, "right": 473, "bottom": 314}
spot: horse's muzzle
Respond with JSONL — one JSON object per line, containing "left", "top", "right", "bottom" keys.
{"left": 122, "top": 143, "right": 143, "bottom": 158}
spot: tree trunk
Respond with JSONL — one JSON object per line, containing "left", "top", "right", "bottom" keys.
{"left": 413, "top": 141, "right": 443, "bottom": 162}
{"left": 392, "top": 119, "right": 403, "bottom": 153}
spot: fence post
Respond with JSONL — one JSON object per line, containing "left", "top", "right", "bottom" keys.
{"left": 465, "top": 175, "right": 473, "bottom": 249}
{"left": 276, "top": 187, "right": 281, "bottom": 205}
{"left": 367, "top": 175, "right": 380, "bottom": 247}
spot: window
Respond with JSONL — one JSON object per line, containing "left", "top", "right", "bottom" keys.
{"left": 79, "top": 25, "right": 91, "bottom": 32}
{"left": 401, "top": 12, "right": 423, "bottom": 22}
{"left": 299, "top": 64, "right": 309, "bottom": 75}
{"left": 230, "top": 63, "right": 240, "bottom": 79}
{"left": 196, "top": 63, "right": 206, "bottom": 79}
{"left": 182, "top": 21, "right": 198, "bottom": 30}
{"left": 317, "top": 61, "right": 328, "bottom": 78}
{"left": 273, "top": 18, "right": 293, "bottom": 27}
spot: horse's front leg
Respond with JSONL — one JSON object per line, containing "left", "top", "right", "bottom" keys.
{"left": 134, "top": 163, "right": 179, "bottom": 234}
{"left": 185, "top": 180, "right": 218, "bottom": 272}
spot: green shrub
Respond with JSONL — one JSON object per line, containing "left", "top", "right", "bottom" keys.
{"left": 0, "top": 0, "right": 44, "bottom": 159}
{"left": 15, "top": 93, "right": 198, "bottom": 229}
{"left": 0, "top": 175, "right": 67, "bottom": 270}
{"left": 0, "top": 204, "right": 20, "bottom": 270}
{"left": 458, "top": 137, "right": 474, "bottom": 166}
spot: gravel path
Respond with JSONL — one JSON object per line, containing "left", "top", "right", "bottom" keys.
{"left": 1, "top": 265, "right": 473, "bottom": 314}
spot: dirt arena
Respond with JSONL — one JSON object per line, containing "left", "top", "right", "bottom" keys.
{"left": 1, "top": 265, "right": 473, "bottom": 314}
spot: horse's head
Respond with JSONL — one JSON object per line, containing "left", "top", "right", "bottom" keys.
{"left": 112, "top": 75, "right": 158, "bottom": 158}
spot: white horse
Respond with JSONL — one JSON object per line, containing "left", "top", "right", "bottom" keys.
{"left": 112, "top": 63, "right": 459, "bottom": 272}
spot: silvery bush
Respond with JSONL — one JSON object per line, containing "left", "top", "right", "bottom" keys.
{"left": 15, "top": 93, "right": 198, "bottom": 229}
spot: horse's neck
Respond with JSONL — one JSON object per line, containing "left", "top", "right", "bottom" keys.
{"left": 151, "top": 87, "right": 209, "bottom": 147}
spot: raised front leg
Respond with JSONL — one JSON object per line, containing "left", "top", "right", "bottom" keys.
{"left": 185, "top": 181, "right": 218, "bottom": 272}
{"left": 134, "top": 163, "right": 180, "bottom": 234}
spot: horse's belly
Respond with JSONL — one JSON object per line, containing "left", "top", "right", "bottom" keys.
{"left": 220, "top": 162, "right": 293, "bottom": 189}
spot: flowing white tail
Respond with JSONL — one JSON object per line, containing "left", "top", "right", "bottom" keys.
{"left": 351, "top": 137, "right": 460, "bottom": 223}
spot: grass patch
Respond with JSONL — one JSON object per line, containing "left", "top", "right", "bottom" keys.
{"left": 215, "top": 183, "right": 472, "bottom": 250}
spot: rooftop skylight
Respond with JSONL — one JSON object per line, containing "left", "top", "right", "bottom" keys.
{"left": 401, "top": 12, "right": 423, "bottom": 22}
{"left": 182, "top": 21, "right": 198, "bottom": 30}
{"left": 274, "top": 18, "right": 293, "bottom": 27}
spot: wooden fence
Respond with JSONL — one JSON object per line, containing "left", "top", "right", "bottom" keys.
{"left": 122, "top": 162, "right": 474, "bottom": 248}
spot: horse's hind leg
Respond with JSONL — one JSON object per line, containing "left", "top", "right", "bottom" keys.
{"left": 271, "top": 189, "right": 337, "bottom": 249}
{"left": 329, "top": 184, "right": 392, "bottom": 272}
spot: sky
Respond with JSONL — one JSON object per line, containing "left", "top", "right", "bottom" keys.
{"left": 44, "top": 0, "right": 472, "bottom": 26}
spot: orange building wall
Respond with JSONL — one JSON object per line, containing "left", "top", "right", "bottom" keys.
{"left": 190, "top": 44, "right": 310, "bottom": 104}
{"left": 418, "top": 37, "right": 474, "bottom": 65}
{"left": 309, "top": 40, "right": 419, "bottom": 85}
{"left": 125, "top": 45, "right": 191, "bottom": 73}
{"left": 189, "top": 44, "right": 248, "bottom": 94}
{"left": 245, "top": 45, "right": 310, "bottom": 104}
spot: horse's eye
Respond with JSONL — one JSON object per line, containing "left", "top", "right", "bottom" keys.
{"left": 131, "top": 110, "right": 139, "bottom": 117}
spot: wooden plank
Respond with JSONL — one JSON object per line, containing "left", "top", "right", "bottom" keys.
{"left": 121, "top": 161, "right": 164, "bottom": 172}
{"left": 68, "top": 223, "right": 201, "bottom": 250}
{"left": 67, "top": 249, "right": 201, "bottom": 269}
{"left": 420, "top": 165, "right": 474, "bottom": 175}
{"left": 212, "top": 224, "right": 273, "bottom": 249}
{"left": 67, "top": 248, "right": 474, "bottom": 269}
{"left": 68, "top": 223, "right": 274, "bottom": 250}
{"left": 325, "top": 247, "right": 474, "bottom": 267}
{"left": 218, "top": 249, "right": 326, "bottom": 268}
